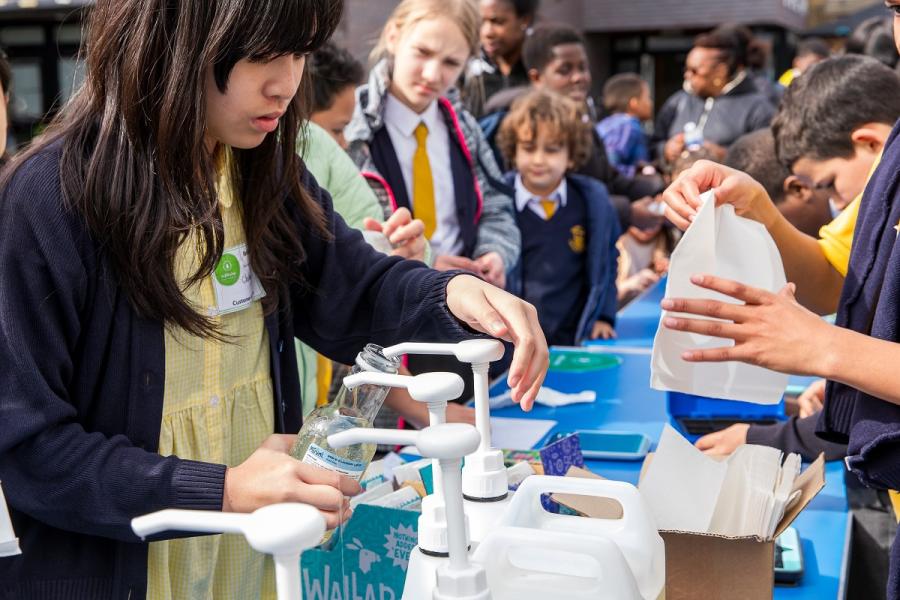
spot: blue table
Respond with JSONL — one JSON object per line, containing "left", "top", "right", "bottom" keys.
{"left": 587, "top": 277, "right": 666, "bottom": 348}
{"left": 493, "top": 281, "right": 851, "bottom": 598}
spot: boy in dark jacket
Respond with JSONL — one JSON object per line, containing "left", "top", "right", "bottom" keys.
{"left": 497, "top": 89, "right": 619, "bottom": 345}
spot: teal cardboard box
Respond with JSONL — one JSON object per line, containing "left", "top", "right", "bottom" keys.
{"left": 301, "top": 504, "right": 418, "bottom": 600}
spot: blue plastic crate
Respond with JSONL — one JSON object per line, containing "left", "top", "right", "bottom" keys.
{"left": 667, "top": 391, "right": 786, "bottom": 441}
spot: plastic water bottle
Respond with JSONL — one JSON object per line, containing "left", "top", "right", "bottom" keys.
{"left": 683, "top": 121, "right": 704, "bottom": 152}
{"left": 289, "top": 344, "right": 400, "bottom": 481}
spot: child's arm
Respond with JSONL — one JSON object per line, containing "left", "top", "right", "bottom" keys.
{"left": 662, "top": 159, "right": 844, "bottom": 315}
{"left": 616, "top": 118, "right": 646, "bottom": 169}
{"left": 766, "top": 212, "right": 843, "bottom": 314}
{"left": 592, "top": 206, "right": 622, "bottom": 340}
{"left": 631, "top": 118, "right": 650, "bottom": 166}
{"left": 0, "top": 163, "right": 235, "bottom": 540}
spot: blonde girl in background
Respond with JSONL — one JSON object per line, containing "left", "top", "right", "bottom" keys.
{"left": 346, "top": 0, "right": 520, "bottom": 290}
{"left": 346, "top": 0, "right": 523, "bottom": 390}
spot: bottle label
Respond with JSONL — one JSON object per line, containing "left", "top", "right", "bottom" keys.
{"left": 302, "top": 443, "right": 366, "bottom": 480}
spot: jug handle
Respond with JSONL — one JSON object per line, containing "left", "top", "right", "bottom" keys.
{"left": 504, "top": 475, "right": 644, "bottom": 528}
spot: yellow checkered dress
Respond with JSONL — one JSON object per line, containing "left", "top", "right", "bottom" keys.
{"left": 147, "top": 155, "right": 278, "bottom": 600}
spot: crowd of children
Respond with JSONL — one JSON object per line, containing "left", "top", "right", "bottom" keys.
{"left": 6, "top": 0, "right": 900, "bottom": 597}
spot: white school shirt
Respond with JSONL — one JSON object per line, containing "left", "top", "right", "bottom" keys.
{"left": 383, "top": 94, "right": 463, "bottom": 256}
{"left": 514, "top": 173, "right": 568, "bottom": 219}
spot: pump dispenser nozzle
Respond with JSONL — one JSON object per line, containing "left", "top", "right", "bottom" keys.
{"left": 342, "top": 370, "right": 465, "bottom": 556}
{"left": 382, "top": 340, "right": 509, "bottom": 501}
{"left": 132, "top": 504, "right": 325, "bottom": 600}
{"left": 329, "top": 424, "right": 490, "bottom": 600}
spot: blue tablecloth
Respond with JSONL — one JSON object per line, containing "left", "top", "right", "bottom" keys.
{"left": 587, "top": 277, "right": 667, "bottom": 349}
{"left": 494, "top": 279, "right": 850, "bottom": 598}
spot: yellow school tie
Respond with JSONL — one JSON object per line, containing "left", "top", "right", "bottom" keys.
{"left": 413, "top": 123, "right": 437, "bottom": 239}
{"left": 540, "top": 197, "right": 557, "bottom": 220}
{"left": 889, "top": 490, "right": 900, "bottom": 523}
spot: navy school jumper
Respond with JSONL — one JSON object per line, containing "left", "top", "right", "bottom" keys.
{"left": 516, "top": 185, "right": 589, "bottom": 346}
{"left": 504, "top": 172, "right": 620, "bottom": 345}
{"left": 0, "top": 142, "right": 473, "bottom": 599}
{"left": 817, "top": 120, "right": 900, "bottom": 599}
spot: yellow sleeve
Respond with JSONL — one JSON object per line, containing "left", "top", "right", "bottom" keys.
{"left": 816, "top": 151, "right": 882, "bottom": 276}
{"left": 778, "top": 69, "right": 796, "bottom": 87}
{"left": 817, "top": 197, "right": 859, "bottom": 277}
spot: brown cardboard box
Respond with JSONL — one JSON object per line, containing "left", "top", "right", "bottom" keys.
{"left": 654, "top": 453, "right": 825, "bottom": 600}
{"left": 554, "top": 455, "right": 826, "bottom": 600}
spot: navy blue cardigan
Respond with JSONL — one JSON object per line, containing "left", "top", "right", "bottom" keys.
{"left": 0, "top": 144, "right": 471, "bottom": 599}
{"left": 817, "top": 121, "right": 900, "bottom": 598}
{"left": 504, "top": 172, "right": 620, "bottom": 344}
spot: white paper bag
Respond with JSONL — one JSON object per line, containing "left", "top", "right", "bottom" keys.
{"left": 0, "top": 481, "right": 20, "bottom": 557}
{"left": 650, "top": 191, "right": 789, "bottom": 404}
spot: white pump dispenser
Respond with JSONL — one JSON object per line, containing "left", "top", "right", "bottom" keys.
{"left": 131, "top": 503, "right": 326, "bottom": 600}
{"left": 343, "top": 370, "right": 465, "bottom": 556}
{"left": 329, "top": 424, "right": 491, "bottom": 600}
{"left": 383, "top": 340, "right": 510, "bottom": 547}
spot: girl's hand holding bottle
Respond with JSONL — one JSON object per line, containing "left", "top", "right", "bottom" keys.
{"left": 223, "top": 434, "right": 360, "bottom": 529}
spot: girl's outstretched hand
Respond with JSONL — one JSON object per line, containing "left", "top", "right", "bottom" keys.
{"left": 445, "top": 275, "right": 549, "bottom": 411}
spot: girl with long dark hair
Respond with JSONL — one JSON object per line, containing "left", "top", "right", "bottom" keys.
{"left": 0, "top": 1, "right": 547, "bottom": 598}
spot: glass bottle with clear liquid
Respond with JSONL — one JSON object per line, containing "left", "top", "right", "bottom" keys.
{"left": 289, "top": 344, "right": 400, "bottom": 481}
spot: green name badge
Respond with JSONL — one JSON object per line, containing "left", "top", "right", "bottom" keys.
{"left": 214, "top": 253, "right": 240, "bottom": 286}
{"left": 211, "top": 243, "right": 265, "bottom": 315}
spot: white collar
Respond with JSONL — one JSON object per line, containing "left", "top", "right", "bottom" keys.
{"left": 514, "top": 174, "right": 568, "bottom": 213}
{"left": 384, "top": 93, "right": 441, "bottom": 138}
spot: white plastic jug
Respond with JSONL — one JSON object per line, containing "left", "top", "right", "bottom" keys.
{"left": 472, "top": 526, "right": 643, "bottom": 600}
{"left": 494, "top": 475, "right": 665, "bottom": 600}
{"left": 651, "top": 190, "right": 789, "bottom": 404}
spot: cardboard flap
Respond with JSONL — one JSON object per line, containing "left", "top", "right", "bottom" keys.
{"left": 551, "top": 466, "right": 624, "bottom": 519}
{"left": 639, "top": 452, "right": 654, "bottom": 484}
{"left": 773, "top": 453, "right": 826, "bottom": 538}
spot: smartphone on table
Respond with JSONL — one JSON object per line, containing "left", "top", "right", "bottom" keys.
{"left": 574, "top": 430, "right": 651, "bottom": 461}
{"left": 774, "top": 526, "right": 804, "bottom": 585}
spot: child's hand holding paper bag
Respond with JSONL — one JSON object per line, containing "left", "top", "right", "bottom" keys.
{"left": 651, "top": 190, "right": 799, "bottom": 404}
{"left": 655, "top": 159, "right": 840, "bottom": 400}
{"left": 661, "top": 159, "right": 775, "bottom": 231}
{"left": 660, "top": 273, "right": 833, "bottom": 377}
